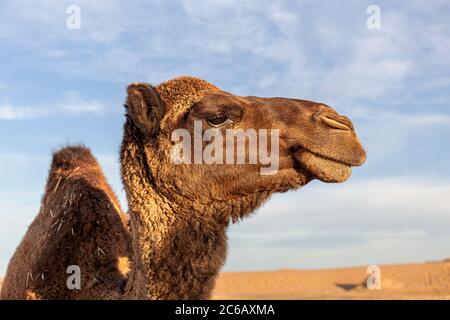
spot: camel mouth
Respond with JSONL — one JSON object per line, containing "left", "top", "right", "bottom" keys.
{"left": 294, "top": 150, "right": 352, "bottom": 183}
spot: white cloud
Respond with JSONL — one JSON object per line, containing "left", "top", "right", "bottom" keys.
{"left": 340, "top": 108, "right": 450, "bottom": 166}
{"left": 352, "top": 109, "right": 450, "bottom": 127}
{"left": 399, "top": 114, "right": 450, "bottom": 125}
{"left": 0, "top": 105, "right": 47, "bottom": 120}
{"left": 58, "top": 91, "right": 105, "bottom": 114}
{"left": 0, "top": 92, "right": 105, "bottom": 120}
{"left": 225, "top": 177, "right": 450, "bottom": 270}
{"left": 61, "top": 102, "right": 104, "bottom": 114}
{"left": 0, "top": 0, "right": 448, "bottom": 105}
{"left": 0, "top": 0, "right": 449, "bottom": 274}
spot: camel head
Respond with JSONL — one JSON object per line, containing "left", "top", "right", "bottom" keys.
{"left": 123, "top": 76, "right": 366, "bottom": 220}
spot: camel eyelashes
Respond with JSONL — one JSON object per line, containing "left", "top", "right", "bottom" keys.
{"left": 205, "top": 113, "right": 232, "bottom": 127}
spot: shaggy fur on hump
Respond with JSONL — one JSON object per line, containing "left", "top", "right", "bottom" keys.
{"left": 1, "top": 146, "right": 132, "bottom": 299}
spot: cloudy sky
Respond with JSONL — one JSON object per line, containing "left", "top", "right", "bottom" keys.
{"left": 0, "top": 0, "right": 449, "bottom": 275}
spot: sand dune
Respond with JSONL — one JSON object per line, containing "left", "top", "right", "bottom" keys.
{"left": 1, "top": 260, "right": 449, "bottom": 299}
{"left": 212, "top": 260, "right": 450, "bottom": 300}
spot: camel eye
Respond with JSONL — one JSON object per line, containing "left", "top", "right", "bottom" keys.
{"left": 206, "top": 114, "right": 231, "bottom": 127}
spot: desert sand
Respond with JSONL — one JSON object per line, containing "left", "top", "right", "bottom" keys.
{"left": 1, "top": 260, "right": 449, "bottom": 299}
{"left": 212, "top": 260, "right": 450, "bottom": 300}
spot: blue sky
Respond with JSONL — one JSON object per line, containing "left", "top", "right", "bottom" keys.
{"left": 1, "top": 0, "right": 449, "bottom": 275}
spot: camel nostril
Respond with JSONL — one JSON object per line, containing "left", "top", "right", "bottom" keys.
{"left": 320, "top": 115, "right": 353, "bottom": 131}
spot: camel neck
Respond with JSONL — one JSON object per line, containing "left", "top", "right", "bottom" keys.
{"left": 125, "top": 196, "right": 228, "bottom": 299}
{"left": 121, "top": 133, "right": 228, "bottom": 299}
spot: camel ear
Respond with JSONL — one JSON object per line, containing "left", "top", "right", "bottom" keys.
{"left": 126, "top": 83, "right": 165, "bottom": 136}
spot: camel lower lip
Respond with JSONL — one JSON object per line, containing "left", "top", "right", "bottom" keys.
{"left": 294, "top": 150, "right": 352, "bottom": 183}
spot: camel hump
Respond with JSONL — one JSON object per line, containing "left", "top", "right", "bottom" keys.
{"left": 51, "top": 145, "right": 101, "bottom": 173}
{"left": 49, "top": 146, "right": 120, "bottom": 205}
{"left": 1, "top": 145, "right": 131, "bottom": 300}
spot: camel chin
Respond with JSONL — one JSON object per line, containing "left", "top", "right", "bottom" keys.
{"left": 295, "top": 150, "right": 352, "bottom": 183}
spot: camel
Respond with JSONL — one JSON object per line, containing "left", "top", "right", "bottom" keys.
{"left": 1, "top": 76, "right": 366, "bottom": 300}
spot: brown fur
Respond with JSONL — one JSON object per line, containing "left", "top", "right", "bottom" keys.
{"left": 1, "top": 76, "right": 366, "bottom": 300}
{"left": 1, "top": 146, "right": 131, "bottom": 299}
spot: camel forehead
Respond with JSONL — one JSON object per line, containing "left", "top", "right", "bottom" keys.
{"left": 156, "top": 76, "right": 221, "bottom": 124}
